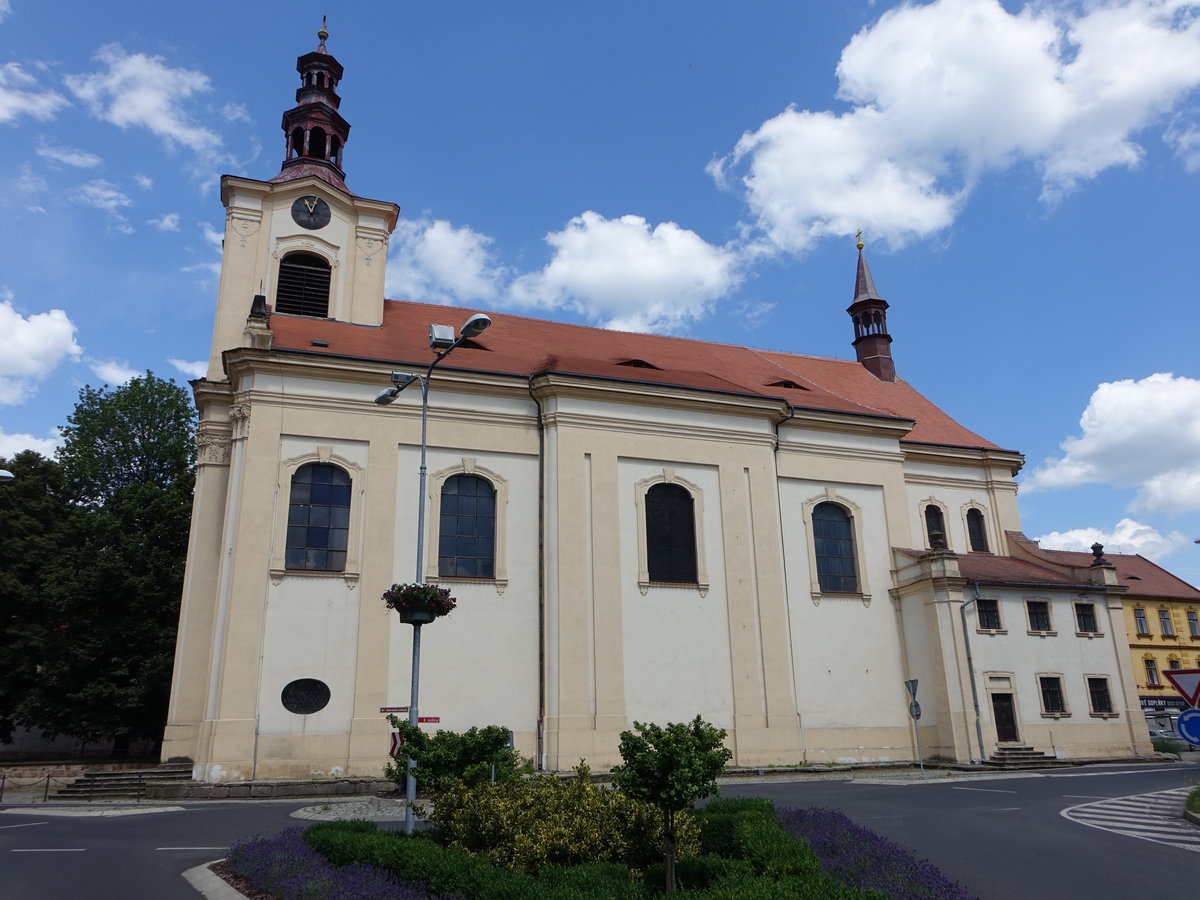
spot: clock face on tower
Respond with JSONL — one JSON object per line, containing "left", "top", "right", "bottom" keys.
{"left": 291, "top": 195, "right": 331, "bottom": 230}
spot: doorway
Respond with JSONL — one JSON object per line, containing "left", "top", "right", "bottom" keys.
{"left": 991, "top": 693, "right": 1019, "bottom": 742}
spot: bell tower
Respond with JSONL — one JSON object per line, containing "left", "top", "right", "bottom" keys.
{"left": 847, "top": 234, "right": 896, "bottom": 382}
{"left": 273, "top": 17, "right": 350, "bottom": 190}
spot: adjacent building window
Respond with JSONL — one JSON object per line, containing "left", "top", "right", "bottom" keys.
{"left": 645, "top": 482, "right": 699, "bottom": 583}
{"left": 924, "top": 504, "right": 947, "bottom": 549}
{"left": 275, "top": 251, "right": 331, "bottom": 317}
{"left": 813, "top": 502, "right": 859, "bottom": 593}
{"left": 1087, "top": 677, "right": 1114, "bottom": 715}
{"left": 1026, "top": 600, "right": 1052, "bottom": 633}
{"left": 1134, "top": 607, "right": 1150, "bottom": 636}
{"left": 1145, "top": 658, "right": 1161, "bottom": 686}
{"left": 437, "top": 474, "right": 496, "bottom": 578}
{"left": 286, "top": 463, "right": 351, "bottom": 571}
{"left": 977, "top": 598, "right": 1002, "bottom": 630}
{"left": 1039, "top": 676, "right": 1067, "bottom": 715}
{"left": 1189, "top": 609, "right": 1200, "bottom": 638}
{"left": 1074, "top": 602, "right": 1099, "bottom": 634}
{"left": 1158, "top": 609, "right": 1175, "bottom": 637}
{"left": 1168, "top": 657, "right": 1182, "bottom": 670}
{"left": 966, "top": 508, "right": 989, "bottom": 552}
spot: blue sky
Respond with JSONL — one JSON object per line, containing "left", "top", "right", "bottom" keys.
{"left": 1, "top": 1, "right": 1199, "bottom": 583}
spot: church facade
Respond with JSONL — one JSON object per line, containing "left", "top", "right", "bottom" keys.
{"left": 162, "top": 28, "right": 1152, "bottom": 781}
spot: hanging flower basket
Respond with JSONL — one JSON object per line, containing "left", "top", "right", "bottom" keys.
{"left": 383, "top": 582, "right": 457, "bottom": 625}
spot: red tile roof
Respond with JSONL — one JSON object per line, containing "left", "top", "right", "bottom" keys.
{"left": 267, "top": 300, "right": 1008, "bottom": 451}
{"left": 1007, "top": 532, "right": 1200, "bottom": 600}
{"left": 956, "top": 554, "right": 1086, "bottom": 587}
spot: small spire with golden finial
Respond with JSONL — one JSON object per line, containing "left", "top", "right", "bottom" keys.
{"left": 856, "top": 230, "right": 864, "bottom": 251}
{"left": 317, "top": 16, "right": 329, "bottom": 52}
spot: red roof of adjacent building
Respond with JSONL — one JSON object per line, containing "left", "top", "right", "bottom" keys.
{"left": 1007, "top": 532, "right": 1200, "bottom": 600}
{"left": 266, "top": 300, "right": 1008, "bottom": 452}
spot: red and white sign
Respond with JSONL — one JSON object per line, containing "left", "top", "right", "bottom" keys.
{"left": 1164, "top": 669, "right": 1200, "bottom": 707}
{"left": 389, "top": 731, "right": 405, "bottom": 755}
{"left": 418, "top": 716, "right": 440, "bottom": 724}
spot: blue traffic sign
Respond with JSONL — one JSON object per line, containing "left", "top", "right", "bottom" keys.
{"left": 1177, "top": 709, "right": 1200, "bottom": 746}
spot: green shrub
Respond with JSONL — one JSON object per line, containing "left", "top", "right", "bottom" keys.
{"left": 1188, "top": 784, "right": 1199, "bottom": 813}
{"left": 1151, "top": 736, "right": 1186, "bottom": 756}
{"left": 430, "top": 763, "right": 700, "bottom": 874}
{"left": 695, "top": 797, "right": 776, "bottom": 857}
{"left": 644, "top": 854, "right": 754, "bottom": 892}
{"left": 385, "top": 719, "right": 524, "bottom": 794}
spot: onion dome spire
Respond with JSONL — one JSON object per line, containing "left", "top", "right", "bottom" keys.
{"left": 846, "top": 233, "right": 896, "bottom": 382}
{"left": 270, "top": 20, "right": 351, "bottom": 190}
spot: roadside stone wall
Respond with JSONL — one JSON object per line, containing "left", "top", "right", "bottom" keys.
{"left": 147, "top": 777, "right": 393, "bottom": 800}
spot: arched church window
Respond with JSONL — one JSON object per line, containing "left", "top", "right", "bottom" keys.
{"left": 646, "top": 482, "right": 698, "bottom": 583}
{"left": 275, "top": 252, "right": 331, "bottom": 318}
{"left": 290, "top": 126, "right": 304, "bottom": 159}
{"left": 309, "top": 127, "right": 327, "bottom": 160}
{"left": 438, "top": 474, "right": 496, "bottom": 578}
{"left": 812, "top": 502, "right": 858, "bottom": 593}
{"left": 924, "top": 504, "right": 947, "bottom": 549}
{"left": 967, "top": 508, "right": 989, "bottom": 552}
{"left": 286, "top": 463, "right": 351, "bottom": 571}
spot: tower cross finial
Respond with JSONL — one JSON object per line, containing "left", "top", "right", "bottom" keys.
{"left": 317, "top": 16, "right": 329, "bottom": 50}
{"left": 856, "top": 230, "right": 864, "bottom": 251}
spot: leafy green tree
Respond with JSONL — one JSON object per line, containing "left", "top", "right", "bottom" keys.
{"left": 610, "top": 715, "right": 732, "bottom": 893}
{"left": 0, "top": 451, "right": 67, "bottom": 744}
{"left": 385, "top": 718, "right": 522, "bottom": 794}
{"left": 15, "top": 373, "right": 196, "bottom": 754}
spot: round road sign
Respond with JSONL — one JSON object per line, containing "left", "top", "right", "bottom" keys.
{"left": 1177, "top": 708, "right": 1200, "bottom": 746}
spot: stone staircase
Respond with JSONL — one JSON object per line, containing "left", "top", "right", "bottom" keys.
{"left": 52, "top": 763, "right": 193, "bottom": 801}
{"left": 983, "top": 745, "right": 1068, "bottom": 769}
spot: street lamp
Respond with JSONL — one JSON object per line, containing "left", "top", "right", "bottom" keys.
{"left": 375, "top": 312, "right": 492, "bottom": 835}
{"left": 0, "top": 470, "right": 13, "bottom": 482}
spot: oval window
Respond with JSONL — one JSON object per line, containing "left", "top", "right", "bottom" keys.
{"left": 280, "top": 678, "right": 331, "bottom": 715}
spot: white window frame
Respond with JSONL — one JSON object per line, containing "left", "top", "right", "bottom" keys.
{"left": 424, "top": 458, "right": 509, "bottom": 595}
{"left": 1134, "top": 607, "right": 1150, "bottom": 636}
{"left": 270, "top": 446, "right": 365, "bottom": 587}
{"left": 975, "top": 597, "right": 1005, "bottom": 633}
{"left": 1144, "top": 657, "right": 1161, "bottom": 686}
{"left": 634, "top": 468, "right": 709, "bottom": 597}
{"left": 1074, "top": 601, "right": 1102, "bottom": 637}
{"left": 1158, "top": 608, "right": 1175, "bottom": 637}
{"left": 802, "top": 488, "right": 871, "bottom": 607}
{"left": 1188, "top": 609, "right": 1200, "bottom": 639}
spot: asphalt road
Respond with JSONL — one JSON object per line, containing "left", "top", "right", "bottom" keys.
{"left": 2, "top": 761, "right": 1197, "bottom": 899}
{"left": 722, "top": 759, "right": 1200, "bottom": 900}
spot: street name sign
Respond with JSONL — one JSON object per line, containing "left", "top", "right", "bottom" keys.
{"left": 380, "top": 706, "right": 409, "bottom": 713}
{"left": 1163, "top": 669, "right": 1200, "bottom": 706}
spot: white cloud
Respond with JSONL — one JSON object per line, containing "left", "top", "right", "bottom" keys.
{"left": 133, "top": 173, "right": 153, "bottom": 189}
{"left": 65, "top": 43, "right": 218, "bottom": 152}
{"left": 168, "top": 357, "right": 206, "bottom": 378}
{"left": 88, "top": 359, "right": 139, "bottom": 385}
{"left": 509, "top": 211, "right": 742, "bottom": 332}
{"left": 200, "top": 221, "right": 223, "bottom": 250}
{"left": 0, "top": 1, "right": 11, "bottom": 23}
{"left": 221, "top": 102, "right": 250, "bottom": 123}
{"left": 1025, "top": 373, "right": 1200, "bottom": 515}
{"left": 74, "top": 179, "right": 131, "bottom": 212}
{"left": 713, "top": 0, "right": 1200, "bottom": 252}
{"left": 1034, "top": 518, "right": 1191, "bottom": 561}
{"left": 148, "top": 212, "right": 180, "bottom": 231}
{"left": 386, "top": 218, "right": 507, "bottom": 305}
{"left": 0, "top": 427, "right": 61, "bottom": 458}
{"left": 0, "top": 62, "right": 67, "bottom": 124}
{"left": 0, "top": 297, "right": 82, "bottom": 405}
{"left": 36, "top": 137, "right": 102, "bottom": 168}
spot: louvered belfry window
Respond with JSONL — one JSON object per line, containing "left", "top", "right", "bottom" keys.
{"left": 275, "top": 252, "right": 331, "bottom": 317}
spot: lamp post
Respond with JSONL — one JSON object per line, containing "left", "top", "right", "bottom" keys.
{"left": 375, "top": 312, "right": 492, "bottom": 835}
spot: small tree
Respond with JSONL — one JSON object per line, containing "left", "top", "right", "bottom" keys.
{"left": 385, "top": 718, "right": 521, "bottom": 795}
{"left": 611, "top": 715, "right": 732, "bottom": 893}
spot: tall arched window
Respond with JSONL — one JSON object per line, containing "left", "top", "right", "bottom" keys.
{"left": 286, "top": 463, "right": 351, "bottom": 571}
{"left": 966, "top": 508, "right": 989, "bottom": 552}
{"left": 275, "top": 252, "right": 331, "bottom": 318}
{"left": 645, "top": 482, "right": 697, "bottom": 583}
{"left": 924, "top": 504, "right": 947, "bottom": 549}
{"left": 438, "top": 474, "right": 496, "bottom": 578}
{"left": 813, "top": 502, "right": 858, "bottom": 593}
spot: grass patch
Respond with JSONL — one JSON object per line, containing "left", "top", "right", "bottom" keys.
{"left": 1188, "top": 784, "right": 1199, "bottom": 814}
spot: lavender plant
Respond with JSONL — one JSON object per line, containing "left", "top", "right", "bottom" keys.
{"left": 777, "top": 807, "right": 976, "bottom": 900}
{"left": 226, "top": 826, "right": 442, "bottom": 900}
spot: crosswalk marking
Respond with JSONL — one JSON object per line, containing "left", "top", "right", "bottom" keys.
{"left": 1062, "top": 787, "right": 1200, "bottom": 852}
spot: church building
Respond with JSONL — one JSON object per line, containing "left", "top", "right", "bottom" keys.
{"left": 163, "top": 26, "right": 1152, "bottom": 781}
